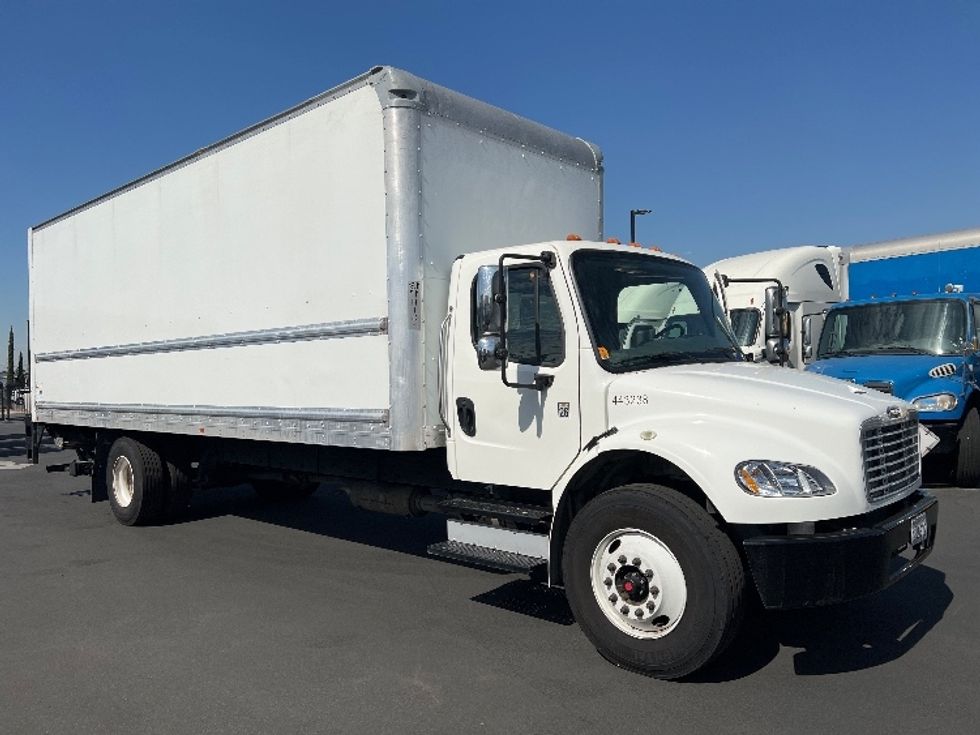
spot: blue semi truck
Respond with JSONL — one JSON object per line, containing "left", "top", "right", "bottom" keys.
{"left": 806, "top": 228, "right": 980, "bottom": 486}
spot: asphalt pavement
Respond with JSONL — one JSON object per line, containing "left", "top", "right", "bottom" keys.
{"left": 1, "top": 418, "right": 977, "bottom": 734}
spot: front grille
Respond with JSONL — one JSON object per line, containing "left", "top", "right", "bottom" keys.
{"left": 861, "top": 410, "right": 920, "bottom": 503}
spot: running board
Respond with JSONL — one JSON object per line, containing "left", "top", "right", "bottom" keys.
{"left": 427, "top": 540, "right": 546, "bottom": 574}
{"left": 427, "top": 519, "right": 549, "bottom": 574}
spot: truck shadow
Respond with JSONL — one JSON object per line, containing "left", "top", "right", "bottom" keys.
{"left": 692, "top": 563, "right": 952, "bottom": 681}
{"left": 0, "top": 428, "right": 58, "bottom": 460}
{"left": 138, "top": 483, "right": 956, "bottom": 681}
{"left": 178, "top": 483, "right": 448, "bottom": 557}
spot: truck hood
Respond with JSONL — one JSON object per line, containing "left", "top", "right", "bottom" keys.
{"left": 599, "top": 361, "right": 915, "bottom": 525}
{"left": 806, "top": 354, "right": 968, "bottom": 417}
{"left": 606, "top": 361, "right": 904, "bottom": 432}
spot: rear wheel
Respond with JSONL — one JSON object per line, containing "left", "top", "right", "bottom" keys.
{"left": 163, "top": 459, "right": 194, "bottom": 521}
{"left": 563, "top": 484, "right": 745, "bottom": 679}
{"left": 106, "top": 437, "right": 167, "bottom": 526}
{"left": 954, "top": 407, "right": 980, "bottom": 488}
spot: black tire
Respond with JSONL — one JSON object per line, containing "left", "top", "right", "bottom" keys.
{"left": 954, "top": 407, "right": 980, "bottom": 488}
{"left": 562, "top": 483, "right": 745, "bottom": 680}
{"left": 252, "top": 480, "right": 319, "bottom": 502}
{"left": 162, "top": 459, "right": 194, "bottom": 521}
{"left": 105, "top": 436, "right": 167, "bottom": 526}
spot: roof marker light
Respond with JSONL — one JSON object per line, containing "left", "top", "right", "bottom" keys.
{"left": 566, "top": 233, "right": 582, "bottom": 241}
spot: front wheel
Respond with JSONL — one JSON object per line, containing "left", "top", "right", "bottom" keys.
{"left": 954, "top": 407, "right": 980, "bottom": 488}
{"left": 563, "top": 484, "right": 745, "bottom": 679}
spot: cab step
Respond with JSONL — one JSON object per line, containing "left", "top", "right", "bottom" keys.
{"left": 438, "top": 496, "right": 552, "bottom": 524}
{"left": 427, "top": 540, "right": 546, "bottom": 574}
{"left": 427, "top": 519, "right": 549, "bottom": 574}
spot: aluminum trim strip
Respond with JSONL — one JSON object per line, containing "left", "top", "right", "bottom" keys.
{"left": 35, "top": 405, "right": 392, "bottom": 450}
{"left": 35, "top": 402, "right": 389, "bottom": 423}
{"left": 35, "top": 317, "right": 387, "bottom": 362}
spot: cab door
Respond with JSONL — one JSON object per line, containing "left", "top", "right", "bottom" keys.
{"left": 448, "top": 252, "right": 581, "bottom": 489}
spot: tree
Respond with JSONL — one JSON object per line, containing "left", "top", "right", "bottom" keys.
{"left": 5, "top": 327, "right": 12, "bottom": 402}
{"left": 16, "top": 352, "right": 25, "bottom": 388}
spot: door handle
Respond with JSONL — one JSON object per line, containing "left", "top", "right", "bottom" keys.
{"left": 456, "top": 397, "right": 476, "bottom": 437}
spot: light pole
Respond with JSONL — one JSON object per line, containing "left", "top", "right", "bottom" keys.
{"left": 630, "top": 209, "right": 652, "bottom": 243}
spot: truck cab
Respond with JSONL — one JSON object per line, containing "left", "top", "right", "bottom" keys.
{"left": 439, "top": 239, "right": 937, "bottom": 676}
{"left": 705, "top": 245, "right": 848, "bottom": 367}
{"left": 808, "top": 293, "right": 980, "bottom": 486}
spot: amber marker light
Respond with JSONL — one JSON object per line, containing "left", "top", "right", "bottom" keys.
{"left": 566, "top": 233, "right": 582, "bottom": 241}
{"left": 738, "top": 466, "right": 761, "bottom": 495}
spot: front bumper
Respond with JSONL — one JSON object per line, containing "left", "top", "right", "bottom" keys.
{"left": 742, "top": 491, "right": 938, "bottom": 609}
{"left": 921, "top": 420, "right": 960, "bottom": 456}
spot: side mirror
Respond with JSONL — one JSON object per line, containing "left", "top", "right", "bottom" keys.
{"left": 802, "top": 316, "right": 813, "bottom": 361}
{"left": 764, "top": 285, "right": 788, "bottom": 339}
{"left": 763, "top": 286, "right": 791, "bottom": 365}
{"left": 474, "top": 265, "right": 502, "bottom": 370}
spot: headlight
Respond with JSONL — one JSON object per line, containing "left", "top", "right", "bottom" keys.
{"left": 912, "top": 393, "right": 958, "bottom": 412}
{"left": 735, "top": 461, "right": 836, "bottom": 497}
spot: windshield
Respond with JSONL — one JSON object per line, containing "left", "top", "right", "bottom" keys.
{"left": 571, "top": 250, "right": 741, "bottom": 372}
{"left": 729, "top": 308, "right": 761, "bottom": 347}
{"left": 817, "top": 299, "right": 968, "bottom": 358}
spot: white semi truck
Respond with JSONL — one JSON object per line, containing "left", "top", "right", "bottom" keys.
{"left": 706, "top": 245, "right": 849, "bottom": 367}
{"left": 28, "top": 67, "right": 938, "bottom": 679}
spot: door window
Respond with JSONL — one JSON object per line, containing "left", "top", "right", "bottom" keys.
{"left": 505, "top": 267, "right": 564, "bottom": 366}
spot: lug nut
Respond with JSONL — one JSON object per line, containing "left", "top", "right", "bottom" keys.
{"left": 646, "top": 601, "right": 656, "bottom": 610}
{"left": 644, "top": 569, "right": 654, "bottom": 578}
{"left": 607, "top": 563, "right": 616, "bottom": 573}
{"left": 634, "top": 608, "right": 644, "bottom": 618}
{"left": 609, "top": 593, "right": 618, "bottom": 603}
{"left": 650, "top": 586, "right": 660, "bottom": 597}
{"left": 604, "top": 577, "right": 612, "bottom": 587}
{"left": 632, "top": 557, "right": 641, "bottom": 566}
{"left": 620, "top": 605, "right": 629, "bottom": 615}
{"left": 618, "top": 555, "right": 627, "bottom": 564}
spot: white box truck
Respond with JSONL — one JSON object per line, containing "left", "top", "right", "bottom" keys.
{"left": 28, "top": 67, "right": 938, "bottom": 679}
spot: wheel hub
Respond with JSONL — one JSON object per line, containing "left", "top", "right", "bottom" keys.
{"left": 615, "top": 567, "right": 649, "bottom": 603}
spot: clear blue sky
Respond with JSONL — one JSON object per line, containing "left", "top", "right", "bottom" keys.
{"left": 3, "top": 0, "right": 979, "bottom": 357}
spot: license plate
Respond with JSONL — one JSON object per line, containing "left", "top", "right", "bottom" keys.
{"left": 910, "top": 512, "right": 928, "bottom": 547}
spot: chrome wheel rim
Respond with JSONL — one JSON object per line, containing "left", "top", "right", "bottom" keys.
{"left": 111, "top": 456, "right": 135, "bottom": 508}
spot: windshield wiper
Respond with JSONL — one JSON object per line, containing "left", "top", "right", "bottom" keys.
{"left": 613, "top": 351, "right": 692, "bottom": 369}
{"left": 874, "top": 345, "right": 936, "bottom": 355}
{"left": 613, "top": 348, "right": 739, "bottom": 370}
{"left": 818, "top": 350, "right": 872, "bottom": 358}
